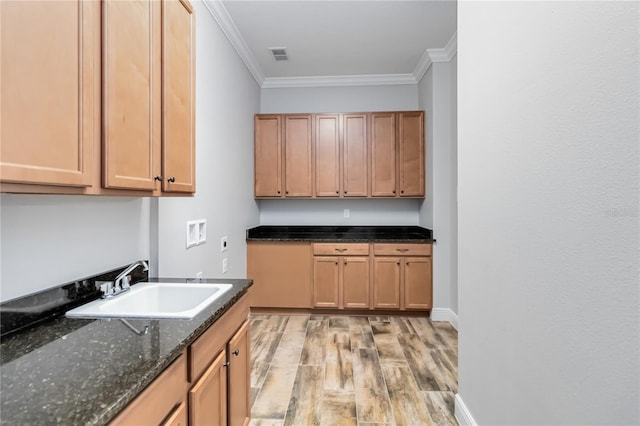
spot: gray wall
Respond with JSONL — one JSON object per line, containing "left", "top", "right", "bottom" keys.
{"left": 418, "top": 59, "right": 458, "bottom": 317}
{"left": 457, "top": 1, "right": 639, "bottom": 424}
{"left": 0, "top": 195, "right": 150, "bottom": 302}
{"left": 154, "top": 0, "right": 261, "bottom": 279}
{"left": 261, "top": 85, "right": 419, "bottom": 114}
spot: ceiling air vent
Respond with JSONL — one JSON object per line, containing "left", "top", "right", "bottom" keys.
{"left": 269, "top": 47, "right": 288, "bottom": 61}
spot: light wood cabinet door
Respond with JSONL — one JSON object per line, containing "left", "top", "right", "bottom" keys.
{"left": 313, "top": 256, "right": 340, "bottom": 308}
{"left": 228, "top": 321, "right": 250, "bottom": 426}
{"left": 102, "top": 0, "right": 161, "bottom": 191}
{"left": 284, "top": 114, "right": 313, "bottom": 197}
{"left": 189, "top": 350, "right": 227, "bottom": 426}
{"left": 162, "top": 401, "right": 187, "bottom": 426}
{"left": 247, "top": 242, "right": 312, "bottom": 308}
{"left": 0, "top": 0, "right": 98, "bottom": 187}
{"left": 343, "top": 256, "right": 370, "bottom": 309}
{"left": 314, "top": 114, "right": 340, "bottom": 197}
{"left": 254, "top": 115, "right": 283, "bottom": 197}
{"left": 372, "top": 257, "right": 401, "bottom": 309}
{"left": 398, "top": 111, "right": 424, "bottom": 197}
{"left": 370, "top": 112, "right": 396, "bottom": 197}
{"left": 343, "top": 113, "right": 368, "bottom": 197}
{"left": 161, "top": 0, "right": 195, "bottom": 193}
{"left": 403, "top": 257, "right": 432, "bottom": 310}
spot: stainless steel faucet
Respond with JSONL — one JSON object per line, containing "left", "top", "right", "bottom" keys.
{"left": 101, "top": 260, "right": 149, "bottom": 298}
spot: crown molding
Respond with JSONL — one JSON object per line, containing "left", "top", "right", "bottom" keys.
{"left": 413, "top": 49, "right": 433, "bottom": 82}
{"left": 414, "top": 31, "right": 457, "bottom": 82}
{"left": 202, "top": 0, "right": 265, "bottom": 85}
{"left": 428, "top": 31, "right": 457, "bottom": 63}
{"left": 261, "top": 74, "right": 417, "bottom": 89}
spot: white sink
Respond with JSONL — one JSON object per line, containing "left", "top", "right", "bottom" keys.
{"left": 65, "top": 282, "right": 233, "bottom": 319}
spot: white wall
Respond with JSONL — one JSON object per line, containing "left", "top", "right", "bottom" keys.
{"left": 418, "top": 59, "right": 458, "bottom": 316}
{"left": 154, "top": 0, "right": 261, "bottom": 279}
{"left": 260, "top": 84, "right": 421, "bottom": 225}
{"left": 457, "top": 2, "right": 639, "bottom": 425}
{"left": 0, "top": 195, "right": 150, "bottom": 302}
{"left": 261, "top": 85, "right": 418, "bottom": 113}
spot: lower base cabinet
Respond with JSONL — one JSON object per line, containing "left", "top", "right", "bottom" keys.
{"left": 110, "top": 294, "right": 250, "bottom": 426}
{"left": 189, "top": 350, "right": 228, "bottom": 425}
{"left": 372, "top": 244, "right": 432, "bottom": 310}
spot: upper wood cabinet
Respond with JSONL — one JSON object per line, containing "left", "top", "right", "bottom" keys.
{"left": 1, "top": 0, "right": 195, "bottom": 196}
{"left": 284, "top": 114, "right": 313, "bottom": 197}
{"left": 398, "top": 111, "right": 424, "bottom": 197}
{"left": 342, "top": 113, "right": 368, "bottom": 197}
{"left": 314, "top": 114, "right": 340, "bottom": 197}
{"left": 254, "top": 115, "right": 283, "bottom": 197}
{"left": 314, "top": 113, "right": 368, "bottom": 198}
{"left": 0, "top": 0, "right": 98, "bottom": 187}
{"left": 255, "top": 111, "right": 423, "bottom": 199}
{"left": 370, "top": 112, "right": 397, "bottom": 197}
{"left": 161, "top": 0, "right": 195, "bottom": 193}
{"left": 102, "top": 0, "right": 161, "bottom": 191}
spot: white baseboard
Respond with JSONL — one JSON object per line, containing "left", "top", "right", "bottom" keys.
{"left": 455, "top": 394, "right": 477, "bottom": 426}
{"left": 430, "top": 307, "right": 459, "bottom": 330}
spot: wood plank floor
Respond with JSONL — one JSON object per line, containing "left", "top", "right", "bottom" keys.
{"left": 249, "top": 314, "right": 458, "bottom": 426}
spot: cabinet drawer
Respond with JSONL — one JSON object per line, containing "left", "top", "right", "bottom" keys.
{"left": 313, "top": 243, "right": 370, "bottom": 256}
{"left": 373, "top": 243, "right": 431, "bottom": 256}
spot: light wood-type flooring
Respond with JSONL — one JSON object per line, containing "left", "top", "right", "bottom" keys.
{"left": 248, "top": 314, "right": 458, "bottom": 426}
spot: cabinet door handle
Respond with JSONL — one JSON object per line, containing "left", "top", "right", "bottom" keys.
{"left": 401, "top": 190, "right": 405, "bottom": 194}
{"left": 168, "top": 177, "right": 176, "bottom": 183}
{"left": 154, "top": 176, "right": 162, "bottom": 182}
{"left": 336, "top": 191, "right": 339, "bottom": 194}
{"left": 335, "top": 248, "right": 347, "bottom": 252}
{"left": 223, "top": 361, "right": 230, "bottom": 368}
{"left": 232, "top": 349, "right": 240, "bottom": 356}
{"left": 396, "top": 248, "right": 409, "bottom": 253}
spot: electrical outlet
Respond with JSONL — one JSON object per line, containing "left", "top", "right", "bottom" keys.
{"left": 221, "top": 236, "right": 228, "bottom": 252}
{"left": 222, "top": 258, "right": 229, "bottom": 273}
{"left": 343, "top": 208, "right": 350, "bottom": 218}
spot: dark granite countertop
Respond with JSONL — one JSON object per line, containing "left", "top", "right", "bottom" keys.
{"left": 0, "top": 277, "right": 252, "bottom": 425}
{"left": 246, "top": 225, "right": 434, "bottom": 243}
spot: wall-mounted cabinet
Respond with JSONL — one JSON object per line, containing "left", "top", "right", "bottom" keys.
{"left": 0, "top": 0, "right": 99, "bottom": 188}
{"left": 254, "top": 111, "right": 424, "bottom": 199}
{"left": 253, "top": 114, "right": 313, "bottom": 198}
{"left": 0, "top": 0, "right": 195, "bottom": 196}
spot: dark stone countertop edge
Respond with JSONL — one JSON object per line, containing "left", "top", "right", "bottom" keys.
{"left": 246, "top": 225, "right": 434, "bottom": 243}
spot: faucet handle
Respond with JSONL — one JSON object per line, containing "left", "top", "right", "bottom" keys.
{"left": 99, "top": 281, "right": 115, "bottom": 298}
{"left": 121, "top": 275, "right": 131, "bottom": 290}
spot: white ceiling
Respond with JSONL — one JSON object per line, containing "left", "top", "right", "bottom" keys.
{"left": 210, "top": 1, "right": 457, "bottom": 87}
